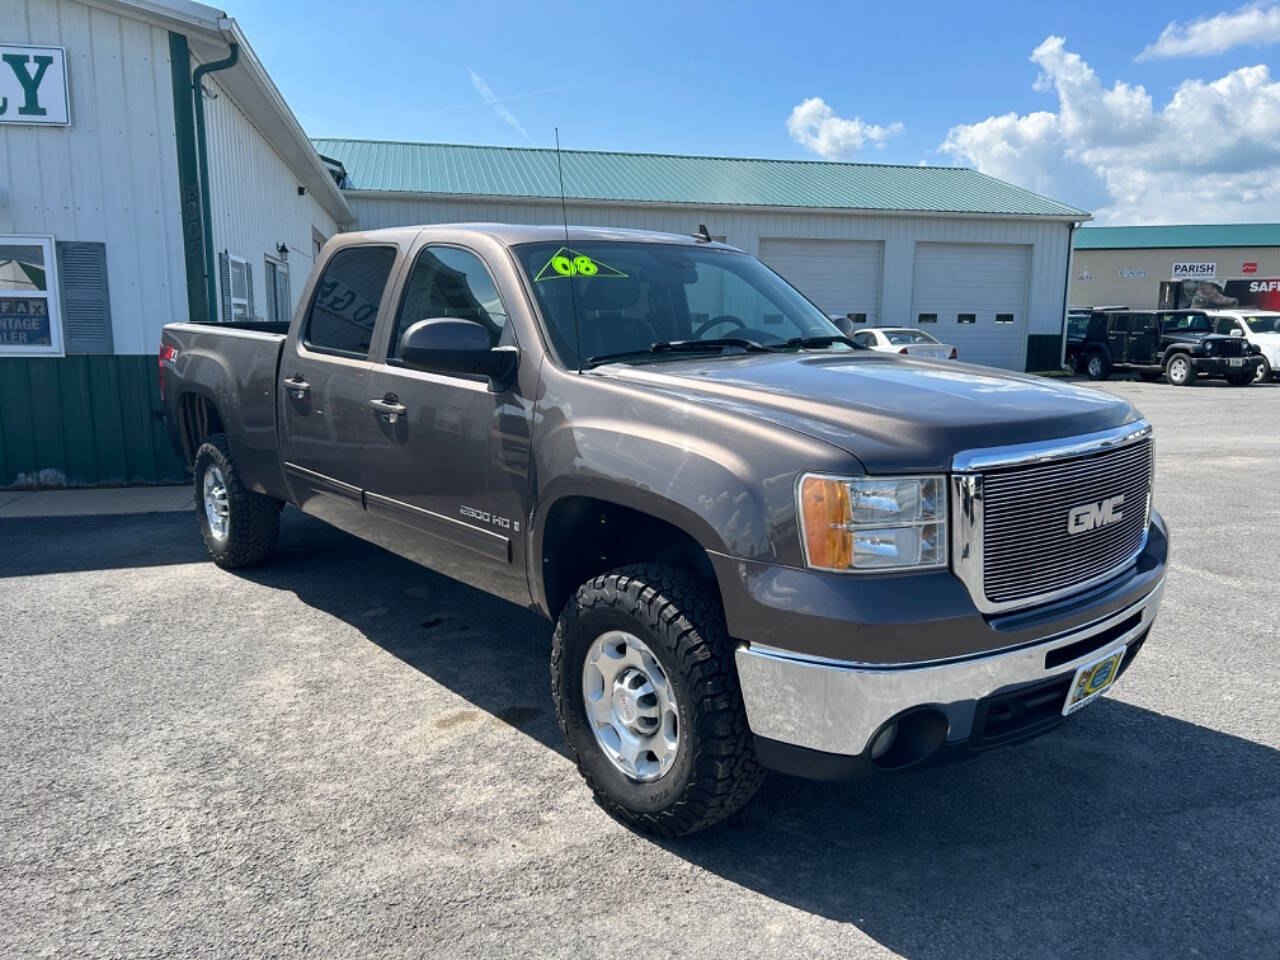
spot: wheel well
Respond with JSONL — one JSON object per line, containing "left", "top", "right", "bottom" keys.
{"left": 177, "top": 393, "right": 225, "bottom": 463}
{"left": 540, "top": 497, "right": 717, "bottom": 619}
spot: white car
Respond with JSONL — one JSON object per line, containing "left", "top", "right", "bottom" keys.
{"left": 851, "top": 326, "right": 957, "bottom": 360}
{"left": 1205, "top": 310, "right": 1280, "bottom": 382}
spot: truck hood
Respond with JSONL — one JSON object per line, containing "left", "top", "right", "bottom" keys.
{"left": 595, "top": 352, "right": 1138, "bottom": 473}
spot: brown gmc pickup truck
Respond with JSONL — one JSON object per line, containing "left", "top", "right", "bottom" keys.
{"left": 161, "top": 224, "right": 1168, "bottom": 835}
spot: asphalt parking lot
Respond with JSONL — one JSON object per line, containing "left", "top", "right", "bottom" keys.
{"left": 2, "top": 377, "right": 1277, "bottom": 959}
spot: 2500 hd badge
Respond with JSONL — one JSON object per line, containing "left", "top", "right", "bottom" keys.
{"left": 159, "top": 224, "right": 1168, "bottom": 836}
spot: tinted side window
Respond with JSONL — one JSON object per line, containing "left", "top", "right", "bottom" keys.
{"left": 391, "top": 246, "right": 509, "bottom": 357}
{"left": 1110, "top": 315, "right": 1130, "bottom": 334}
{"left": 1131, "top": 314, "right": 1156, "bottom": 332}
{"left": 304, "top": 246, "right": 397, "bottom": 357}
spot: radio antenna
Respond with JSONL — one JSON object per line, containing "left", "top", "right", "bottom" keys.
{"left": 554, "top": 127, "right": 584, "bottom": 373}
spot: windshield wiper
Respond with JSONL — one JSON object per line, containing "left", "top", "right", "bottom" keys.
{"left": 782, "top": 335, "right": 860, "bottom": 350}
{"left": 585, "top": 337, "right": 775, "bottom": 368}
{"left": 651, "top": 337, "right": 776, "bottom": 354}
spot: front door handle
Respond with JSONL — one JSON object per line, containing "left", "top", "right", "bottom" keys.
{"left": 282, "top": 375, "right": 310, "bottom": 397}
{"left": 370, "top": 395, "right": 407, "bottom": 424}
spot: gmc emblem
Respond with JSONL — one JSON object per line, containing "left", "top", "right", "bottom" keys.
{"left": 1068, "top": 495, "right": 1125, "bottom": 534}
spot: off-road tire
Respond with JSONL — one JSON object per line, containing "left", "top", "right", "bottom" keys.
{"left": 193, "top": 433, "right": 280, "bottom": 569}
{"left": 1255, "top": 356, "right": 1272, "bottom": 383}
{"left": 1165, "top": 353, "right": 1196, "bottom": 387}
{"left": 1085, "top": 351, "right": 1110, "bottom": 381}
{"left": 551, "top": 564, "right": 764, "bottom": 836}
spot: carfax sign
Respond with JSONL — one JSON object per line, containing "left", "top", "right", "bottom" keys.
{"left": 0, "top": 44, "right": 70, "bottom": 126}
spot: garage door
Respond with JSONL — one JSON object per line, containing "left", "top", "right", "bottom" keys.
{"left": 910, "top": 243, "right": 1029, "bottom": 369}
{"left": 759, "top": 239, "right": 883, "bottom": 326}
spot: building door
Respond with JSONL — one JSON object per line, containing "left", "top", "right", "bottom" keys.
{"left": 360, "top": 242, "right": 531, "bottom": 605}
{"left": 278, "top": 243, "right": 398, "bottom": 529}
{"left": 758, "top": 239, "right": 883, "bottom": 326}
{"left": 910, "top": 243, "right": 1030, "bottom": 369}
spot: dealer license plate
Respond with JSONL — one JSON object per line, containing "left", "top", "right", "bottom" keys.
{"left": 1229, "top": 358, "right": 1244, "bottom": 366}
{"left": 1062, "top": 646, "right": 1126, "bottom": 716}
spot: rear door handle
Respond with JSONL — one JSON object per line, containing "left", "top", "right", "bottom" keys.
{"left": 370, "top": 395, "right": 407, "bottom": 423}
{"left": 282, "top": 375, "right": 310, "bottom": 396}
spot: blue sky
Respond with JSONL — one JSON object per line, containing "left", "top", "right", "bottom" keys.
{"left": 236, "top": 1, "right": 1280, "bottom": 223}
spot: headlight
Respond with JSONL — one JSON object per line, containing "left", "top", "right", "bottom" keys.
{"left": 798, "top": 474, "right": 948, "bottom": 572}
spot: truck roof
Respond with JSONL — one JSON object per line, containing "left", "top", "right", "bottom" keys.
{"left": 338, "top": 222, "right": 741, "bottom": 251}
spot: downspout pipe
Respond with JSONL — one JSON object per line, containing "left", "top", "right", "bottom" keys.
{"left": 1059, "top": 220, "right": 1077, "bottom": 370}
{"left": 192, "top": 43, "right": 240, "bottom": 323}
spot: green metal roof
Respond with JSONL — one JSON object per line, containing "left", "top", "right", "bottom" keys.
{"left": 1075, "top": 223, "right": 1280, "bottom": 250}
{"left": 310, "top": 138, "right": 1088, "bottom": 218}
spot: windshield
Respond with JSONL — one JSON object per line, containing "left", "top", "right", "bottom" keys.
{"left": 1162, "top": 313, "right": 1212, "bottom": 333}
{"left": 1244, "top": 315, "right": 1280, "bottom": 334}
{"left": 883, "top": 329, "right": 938, "bottom": 345}
{"left": 513, "top": 241, "right": 845, "bottom": 367}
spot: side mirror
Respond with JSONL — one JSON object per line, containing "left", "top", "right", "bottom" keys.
{"left": 1230, "top": 328, "right": 1245, "bottom": 337}
{"left": 400, "top": 318, "right": 517, "bottom": 384}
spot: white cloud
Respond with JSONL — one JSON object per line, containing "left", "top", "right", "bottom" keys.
{"left": 786, "top": 97, "right": 904, "bottom": 159}
{"left": 939, "top": 36, "right": 1280, "bottom": 223}
{"left": 1138, "top": 2, "right": 1280, "bottom": 60}
{"left": 468, "top": 68, "right": 530, "bottom": 142}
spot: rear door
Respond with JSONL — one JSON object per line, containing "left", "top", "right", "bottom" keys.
{"left": 1107, "top": 314, "right": 1131, "bottom": 362}
{"left": 360, "top": 241, "right": 532, "bottom": 605}
{"left": 278, "top": 243, "right": 400, "bottom": 529}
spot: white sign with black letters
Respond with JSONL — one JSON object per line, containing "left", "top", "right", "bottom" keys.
{"left": 1172, "top": 262, "right": 1216, "bottom": 279}
{"left": 0, "top": 43, "right": 69, "bottom": 126}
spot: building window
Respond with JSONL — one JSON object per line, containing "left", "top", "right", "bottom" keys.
{"left": 0, "top": 235, "right": 62, "bottom": 356}
{"left": 957, "top": 313, "right": 976, "bottom": 324}
{"left": 266, "top": 257, "right": 291, "bottom": 325}
{"left": 228, "top": 255, "right": 250, "bottom": 321}
{"left": 918, "top": 313, "right": 937, "bottom": 324}
{"left": 847, "top": 312, "right": 867, "bottom": 324}
{"left": 995, "top": 313, "right": 1014, "bottom": 324}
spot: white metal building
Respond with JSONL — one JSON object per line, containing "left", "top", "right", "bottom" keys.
{"left": 1, "top": 0, "right": 352, "bottom": 486}
{"left": 313, "top": 139, "right": 1089, "bottom": 373}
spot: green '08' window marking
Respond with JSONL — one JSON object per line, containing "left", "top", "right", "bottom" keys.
{"left": 534, "top": 247, "right": 628, "bottom": 281}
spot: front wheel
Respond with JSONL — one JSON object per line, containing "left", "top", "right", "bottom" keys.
{"left": 551, "top": 564, "right": 764, "bottom": 836}
{"left": 1165, "top": 354, "right": 1196, "bottom": 386}
{"left": 1255, "top": 356, "right": 1273, "bottom": 383}
{"left": 193, "top": 434, "right": 281, "bottom": 568}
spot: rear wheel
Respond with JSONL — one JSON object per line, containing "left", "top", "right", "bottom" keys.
{"left": 193, "top": 433, "right": 281, "bottom": 568}
{"left": 1165, "top": 354, "right": 1196, "bottom": 386}
{"left": 551, "top": 563, "right": 764, "bottom": 836}
{"left": 1085, "top": 352, "right": 1110, "bottom": 381}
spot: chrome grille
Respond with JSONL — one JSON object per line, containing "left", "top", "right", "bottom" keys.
{"left": 981, "top": 439, "right": 1152, "bottom": 605}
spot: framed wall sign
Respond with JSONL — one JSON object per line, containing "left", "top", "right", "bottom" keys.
{"left": 0, "top": 43, "right": 70, "bottom": 126}
{"left": 0, "top": 235, "right": 63, "bottom": 355}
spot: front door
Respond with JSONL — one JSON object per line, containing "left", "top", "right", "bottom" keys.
{"left": 1127, "top": 313, "right": 1157, "bottom": 364}
{"left": 361, "top": 242, "right": 532, "bottom": 606}
{"left": 278, "top": 243, "right": 399, "bottom": 530}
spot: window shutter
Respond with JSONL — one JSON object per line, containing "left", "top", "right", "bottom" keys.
{"left": 56, "top": 241, "right": 114, "bottom": 354}
{"left": 245, "top": 261, "right": 256, "bottom": 319}
{"left": 219, "top": 251, "right": 231, "bottom": 322}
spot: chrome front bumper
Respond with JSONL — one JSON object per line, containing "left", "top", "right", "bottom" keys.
{"left": 734, "top": 577, "right": 1165, "bottom": 757}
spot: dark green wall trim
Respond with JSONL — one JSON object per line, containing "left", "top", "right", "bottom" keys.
{"left": 0, "top": 357, "right": 187, "bottom": 488}
{"left": 1025, "top": 333, "right": 1064, "bottom": 372}
{"left": 169, "top": 32, "right": 207, "bottom": 325}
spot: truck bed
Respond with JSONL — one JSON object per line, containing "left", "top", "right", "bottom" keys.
{"left": 160, "top": 321, "right": 291, "bottom": 501}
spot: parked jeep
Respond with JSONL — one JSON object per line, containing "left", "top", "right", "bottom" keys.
{"left": 1079, "top": 309, "right": 1263, "bottom": 386}
{"left": 160, "top": 225, "right": 1169, "bottom": 835}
